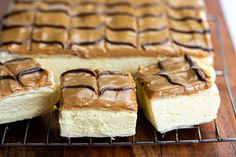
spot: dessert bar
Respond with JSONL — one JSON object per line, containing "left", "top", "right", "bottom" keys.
{"left": 0, "top": 52, "right": 59, "bottom": 124}
{"left": 59, "top": 68, "right": 138, "bottom": 137}
{"left": 0, "top": 0, "right": 214, "bottom": 83}
{"left": 136, "top": 55, "right": 220, "bottom": 133}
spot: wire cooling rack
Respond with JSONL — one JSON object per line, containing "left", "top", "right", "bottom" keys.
{"left": 0, "top": 15, "right": 236, "bottom": 147}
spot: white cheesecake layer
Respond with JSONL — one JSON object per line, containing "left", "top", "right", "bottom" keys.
{"left": 59, "top": 109, "right": 137, "bottom": 137}
{"left": 35, "top": 56, "right": 213, "bottom": 84}
{"left": 0, "top": 86, "right": 59, "bottom": 124}
{"left": 137, "top": 84, "right": 220, "bottom": 133}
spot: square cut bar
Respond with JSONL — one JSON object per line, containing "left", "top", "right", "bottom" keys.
{"left": 136, "top": 55, "right": 220, "bottom": 133}
{"left": 0, "top": 0, "right": 214, "bottom": 83}
{"left": 0, "top": 53, "right": 59, "bottom": 124}
{"left": 59, "top": 68, "right": 138, "bottom": 137}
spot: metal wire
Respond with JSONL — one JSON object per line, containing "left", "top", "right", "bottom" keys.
{"left": 0, "top": 15, "right": 235, "bottom": 147}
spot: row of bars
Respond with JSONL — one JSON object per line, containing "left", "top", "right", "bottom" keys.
{"left": 0, "top": 15, "right": 236, "bottom": 146}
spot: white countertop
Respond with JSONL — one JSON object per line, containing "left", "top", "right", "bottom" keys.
{"left": 220, "top": 0, "right": 236, "bottom": 52}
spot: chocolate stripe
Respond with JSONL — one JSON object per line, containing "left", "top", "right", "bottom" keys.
{"left": 105, "top": 37, "right": 137, "bottom": 48}
{"left": 141, "top": 38, "right": 169, "bottom": 50}
{"left": 184, "top": 54, "right": 207, "bottom": 82}
{"left": 69, "top": 36, "right": 105, "bottom": 47}
{"left": 32, "top": 39, "right": 65, "bottom": 48}
{"left": 168, "top": 15, "right": 203, "bottom": 22}
{"left": 136, "top": 2, "right": 160, "bottom": 8}
{"left": 61, "top": 69, "right": 96, "bottom": 77}
{"left": 3, "top": 10, "right": 32, "bottom": 18}
{"left": 1, "top": 24, "right": 32, "bottom": 30}
{"left": 99, "top": 87, "right": 133, "bottom": 95}
{"left": 170, "top": 28, "right": 210, "bottom": 34}
{"left": 72, "top": 12, "right": 103, "bottom": 17}
{"left": 4, "top": 57, "right": 32, "bottom": 64}
{"left": 16, "top": 67, "right": 45, "bottom": 81}
{"left": 44, "top": 1, "right": 70, "bottom": 6}
{"left": 106, "top": 12, "right": 134, "bottom": 17}
{"left": 0, "top": 75, "right": 16, "bottom": 81}
{"left": 0, "top": 41, "right": 28, "bottom": 46}
{"left": 107, "top": 1, "right": 132, "bottom": 7}
{"left": 62, "top": 85, "right": 97, "bottom": 94}
{"left": 38, "top": 9, "right": 70, "bottom": 15}
{"left": 106, "top": 25, "right": 136, "bottom": 32}
{"left": 173, "top": 40, "right": 213, "bottom": 52}
{"left": 158, "top": 73, "right": 183, "bottom": 86}
{"left": 138, "top": 13, "right": 163, "bottom": 18}
{"left": 156, "top": 61, "right": 183, "bottom": 86}
{"left": 70, "top": 25, "right": 103, "bottom": 30}
{"left": 34, "top": 24, "right": 67, "bottom": 29}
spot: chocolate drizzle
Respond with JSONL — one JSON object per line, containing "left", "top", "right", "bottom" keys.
{"left": 16, "top": 67, "right": 45, "bottom": 81}
{"left": 61, "top": 68, "right": 134, "bottom": 97}
{"left": 32, "top": 39, "right": 65, "bottom": 48}
{"left": 170, "top": 28, "right": 210, "bottom": 34}
{"left": 0, "top": 0, "right": 213, "bottom": 55}
{"left": 155, "top": 61, "right": 183, "bottom": 86}
{"left": 0, "top": 75, "right": 16, "bottom": 81}
{"left": 61, "top": 69, "right": 96, "bottom": 77}
{"left": 61, "top": 85, "right": 97, "bottom": 94}
{"left": 141, "top": 38, "right": 169, "bottom": 50}
{"left": 4, "top": 57, "right": 32, "bottom": 64}
{"left": 173, "top": 40, "right": 213, "bottom": 52}
{"left": 99, "top": 87, "right": 134, "bottom": 95}
{"left": 168, "top": 15, "right": 203, "bottom": 23}
{"left": 184, "top": 54, "right": 207, "bottom": 81}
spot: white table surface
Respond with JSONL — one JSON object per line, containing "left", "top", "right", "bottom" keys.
{"left": 220, "top": 0, "right": 236, "bottom": 52}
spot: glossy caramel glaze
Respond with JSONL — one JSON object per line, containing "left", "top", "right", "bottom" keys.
{"left": 0, "top": 0, "right": 212, "bottom": 58}
{"left": 0, "top": 57, "right": 53, "bottom": 98}
{"left": 60, "top": 68, "right": 137, "bottom": 111}
{"left": 136, "top": 55, "right": 212, "bottom": 99}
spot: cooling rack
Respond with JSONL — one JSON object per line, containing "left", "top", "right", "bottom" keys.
{"left": 0, "top": 15, "right": 236, "bottom": 147}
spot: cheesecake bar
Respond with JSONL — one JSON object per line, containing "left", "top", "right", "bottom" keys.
{"left": 0, "top": 0, "right": 213, "bottom": 83}
{"left": 59, "top": 68, "right": 138, "bottom": 137}
{"left": 136, "top": 55, "right": 220, "bottom": 133}
{"left": 0, "top": 52, "right": 59, "bottom": 124}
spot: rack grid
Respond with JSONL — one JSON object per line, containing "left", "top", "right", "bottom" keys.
{"left": 0, "top": 15, "right": 236, "bottom": 147}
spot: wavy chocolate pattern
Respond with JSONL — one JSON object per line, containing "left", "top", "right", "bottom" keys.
{"left": 1, "top": 24, "right": 32, "bottom": 30}
{"left": 170, "top": 28, "right": 210, "bottom": 34}
{"left": 168, "top": 15, "right": 203, "bottom": 22}
{"left": 61, "top": 84, "right": 97, "bottom": 94}
{"left": 156, "top": 61, "right": 183, "bottom": 86}
{"left": 99, "top": 87, "right": 134, "bottom": 95}
{"left": 3, "top": 10, "right": 33, "bottom": 19}
{"left": 0, "top": 41, "right": 28, "bottom": 46}
{"left": 105, "top": 37, "right": 137, "bottom": 48}
{"left": 16, "top": 67, "right": 45, "bottom": 81}
{"left": 61, "top": 69, "right": 96, "bottom": 77}
{"left": 173, "top": 40, "right": 213, "bottom": 52}
{"left": 184, "top": 54, "right": 207, "bottom": 81}
{"left": 0, "top": 75, "right": 16, "bottom": 81}
{"left": 32, "top": 39, "right": 65, "bottom": 48}
{"left": 141, "top": 38, "right": 169, "bottom": 50}
{"left": 4, "top": 57, "right": 32, "bottom": 64}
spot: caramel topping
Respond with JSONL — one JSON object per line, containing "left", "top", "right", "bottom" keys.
{"left": 0, "top": 57, "right": 53, "bottom": 98}
{"left": 61, "top": 68, "right": 137, "bottom": 111}
{"left": 136, "top": 55, "right": 211, "bottom": 99}
{"left": 0, "top": 0, "right": 213, "bottom": 58}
